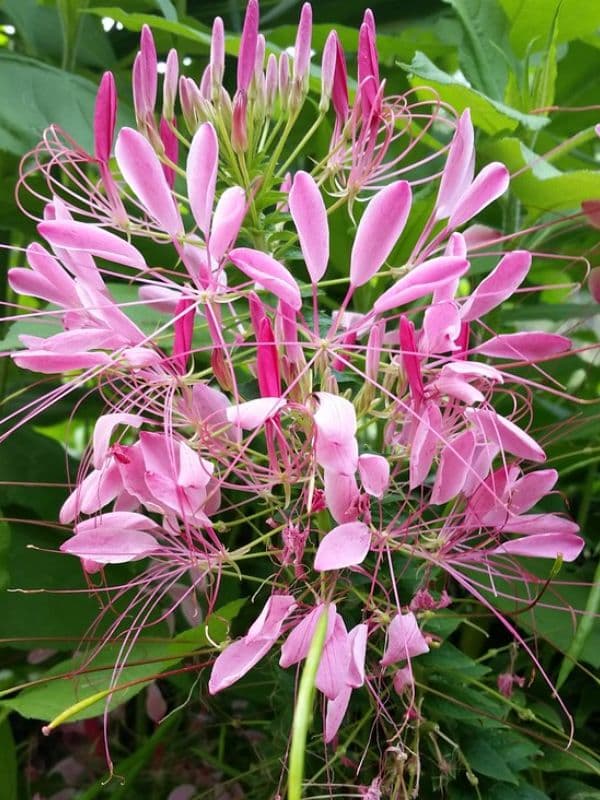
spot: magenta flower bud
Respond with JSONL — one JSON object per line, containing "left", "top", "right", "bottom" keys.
{"left": 589, "top": 266, "right": 600, "bottom": 302}
{"left": 162, "top": 49, "right": 179, "bottom": 120}
{"left": 257, "top": 316, "right": 281, "bottom": 398}
{"left": 200, "top": 64, "right": 212, "bottom": 100}
{"left": 320, "top": 31, "right": 337, "bottom": 112}
{"left": 210, "top": 16, "right": 225, "bottom": 92}
{"left": 237, "top": 0, "right": 259, "bottom": 94}
{"left": 265, "top": 53, "right": 278, "bottom": 112}
{"left": 140, "top": 24, "right": 158, "bottom": 114}
{"left": 254, "top": 33, "right": 266, "bottom": 83}
{"left": 357, "top": 19, "right": 380, "bottom": 120}
{"left": 278, "top": 52, "right": 290, "bottom": 110}
{"left": 249, "top": 291, "right": 266, "bottom": 334}
{"left": 172, "top": 297, "right": 196, "bottom": 375}
{"left": 293, "top": 3, "right": 312, "bottom": 88}
{"left": 232, "top": 91, "right": 248, "bottom": 153}
{"left": 94, "top": 71, "right": 117, "bottom": 163}
{"left": 331, "top": 34, "right": 349, "bottom": 126}
{"left": 366, "top": 320, "right": 384, "bottom": 383}
{"left": 159, "top": 117, "right": 179, "bottom": 189}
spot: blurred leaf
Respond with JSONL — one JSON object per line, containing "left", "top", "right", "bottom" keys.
{"left": 442, "top": 0, "right": 510, "bottom": 99}
{"left": 0, "top": 717, "right": 17, "bottom": 800}
{"left": 154, "top": 0, "right": 178, "bottom": 21}
{"left": 531, "top": 6, "right": 559, "bottom": 110}
{"left": 403, "top": 52, "right": 548, "bottom": 133}
{"left": 482, "top": 136, "right": 600, "bottom": 213}
{"left": 0, "top": 522, "right": 102, "bottom": 650}
{"left": 0, "top": 428, "right": 68, "bottom": 518}
{"left": 499, "top": 0, "right": 600, "bottom": 56}
{"left": 3, "top": 0, "right": 115, "bottom": 69}
{"left": 0, "top": 520, "right": 10, "bottom": 591}
{"left": 0, "top": 53, "right": 98, "bottom": 154}
{"left": 1, "top": 600, "right": 243, "bottom": 722}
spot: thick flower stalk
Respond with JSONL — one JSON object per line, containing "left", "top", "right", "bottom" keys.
{"left": 0, "top": 2, "right": 586, "bottom": 792}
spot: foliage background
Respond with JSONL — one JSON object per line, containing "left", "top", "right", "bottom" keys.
{"left": 0, "top": 0, "right": 598, "bottom": 798}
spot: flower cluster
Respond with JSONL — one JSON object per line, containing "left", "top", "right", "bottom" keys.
{"left": 2, "top": 0, "right": 584, "bottom": 788}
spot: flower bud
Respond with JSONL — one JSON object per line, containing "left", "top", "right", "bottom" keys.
{"left": 232, "top": 91, "right": 248, "bottom": 153}
{"left": 319, "top": 31, "right": 337, "bottom": 113}
{"left": 278, "top": 52, "right": 290, "bottom": 111}
{"left": 162, "top": 49, "right": 179, "bottom": 120}
{"left": 210, "top": 16, "right": 225, "bottom": 96}
{"left": 265, "top": 53, "right": 278, "bottom": 112}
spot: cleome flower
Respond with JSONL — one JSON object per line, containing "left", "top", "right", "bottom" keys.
{"left": 0, "top": 0, "right": 587, "bottom": 790}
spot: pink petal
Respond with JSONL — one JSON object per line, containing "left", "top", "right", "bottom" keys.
{"left": 210, "top": 187, "right": 247, "bottom": 263}
{"left": 280, "top": 604, "right": 336, "bottom": 668}
{"left": 228, "top": 247, "right": 302, "bottom": 310}
{"left": 499, "top": 513, "right": 580, "bottom": 537}
{"left": 461, "top": 250, "right": 531, "bottom": 322}
{"left": 93, "top": 413, "right": 144, "bottom": 469}
{"left": 209, "top": 594, "right": 296, "bottom": 694}
{"left": 38, "top": 220, "right": 146, "bottom": 270}
{"left": 434, "top": 376, "right": 485, "bottom": 405}
{"left": 449, "top": 162, "right": 509, "bottom": 229}
{"left": 314, "top": 522, "right": 371, "bottom": 571}
{"left": 323, "top": 469, "right": 359, "bottom": 524}
{"left": 313, "top": 392, "right": 358, "bottom": 473}
{"left": 509, "top": 469, "right": 558, "bottom": 515}
{"left": 466, "top": 408, "right": 546, "bottom": 463}
{"left": 13, "top": 351, "right": 111, "bottom": 373}
{"left": 115, "top": 127, "right": 183, "bottom": 237}
{"left": 225, "top": 397, "right": 285, "bottom": 429}
{"left": 409, "top": 404, "right": 442, "bottom": 489}
{"left": 358, "top": 454, "right": 390, "bottom": 498}
{"left": 146, "top": 682, "right": 167, "bottom": 723}
{"left": 289, "top": 171, "right": 329, "bottom": 283}
{"left": 492, "top": 533, "right": 584, "bottom": 562}
{"left": 60, "top": 528, "right": 159, "bottom": 564}
{"left": 324, "top": 684, "right": 352, "bottom": 744}
{"left": 435, "top": 109, "right": 475, "bottom": 220}
{"left": 430, "top": 429, "right": 477, "bottom": 505}
{"left": 59, "top": 463, "right": 123, "bottom": 523}
{"left": 421, "top": 301, "right": 461, "bottom": 354}
{"left": 316, "top": 613, "right": 349, "bottom": 700}
{"left": 373, "top": 256, "right": 469, "bottom": 314}
{"left": 76, "top": 511, "right": 156, "bottom": 532}
{"left": 187, "top": 123, "right": 218, "bottom": 239}
{"left": 347, "top": 624, "right": 368, "bottom": 688}
{"left": 381, "top": 612, "right": 429, "bottom": 667}
{"left": 350, "top": 181, "right": 412, "bottom": 287}
{"left": 475, "top": 332, "right": 571, "bottom": 360}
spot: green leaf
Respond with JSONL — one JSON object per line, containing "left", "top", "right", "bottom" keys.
{"left": 0, "top": 53, "right": 99, "bottom": 155}
{"left": 0, "top": 717, "right": 17, "bottom": 800}
{"left": 0, "top": 428, "right": 69, "bottom": 518}
{"left": 419, "top": 641, "right": 491, "bottom": 679}
{"left": 462, "top": 736, "right": 519, "bottom": 784}
{"left": 1, "top": 600, "right": 243, "bottom": 723}
{"left": 482, "top": 136, "right": 600, "bottom": 213}
{"left": 441, "top": 0, "right": 510, "bottom": 100}
{"left": 0, "top": 520, "right": 10, "bottom": 591}
{"left": 0, "top": 522, "right": 104, "bottom": 650}
{"left": 498, "top": 0, "right": 600, "bottom": 56}
{"left": 402, "top": 52, "right": 548, "bottom": 134}
{"left": 530, "top": 6, "right": 559, "bottom": 110}
{"left": 153, "top": 0, "right": 178, "bottom": 21}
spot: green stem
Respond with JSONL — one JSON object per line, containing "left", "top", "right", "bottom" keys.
{"left": 287, "top": 606, "right": 329, "bottom": 800}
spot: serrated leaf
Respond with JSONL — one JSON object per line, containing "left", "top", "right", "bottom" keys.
{"left": 462, "top": 737, "right": 519, "bottom": 784}
{"left": 402, "top": 52, "right": 548, "bottom": 134}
